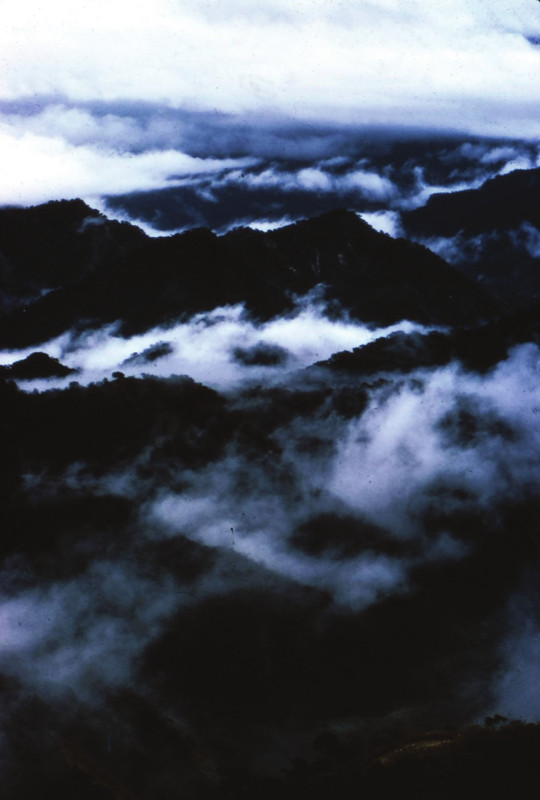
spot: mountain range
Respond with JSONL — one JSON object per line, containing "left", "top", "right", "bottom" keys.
{"left": 0, "top": 200, "right": 496, "bottom": 350}
{"left": 1, "top": 160, "right": 540, "bottom": 799}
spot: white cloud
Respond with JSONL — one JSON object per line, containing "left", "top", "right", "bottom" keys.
{"left": 0, "top": 302, "right": 429, "bottom": 390}
{"left": 245, "top": 216, "right": 295, "bottom": 232}
{"left": 1, "top": 0, "right": 540, "bottom": 134}
{"left": 360, "top": 210, "right": 402, "bottom": 237}
{"left": 155, "top": 485, "right": 409, "bottom": 610}
{"left": 521, "top": 223, "right": 540, "bottom": 258}
{"left": 341, "top": 170, "right": 396, "bottom": 199}
{"left": 1, "top": 0, "right": 540, "bottom": 205}
{"left": 217, "top": 163, "right": 396, "bottom": 201}
{"left": 329, "top": 344, "right": 540, "bottom": 533}
{"left": 499, "top": 156, "right": 537, "bottom": 175}
{"left": 3, "top": 299, "right": 540, "bottom": 714}
{"left": 148, "top": 342, "right": 540, "bottom": 613}
{"left": 0, "top": 128, "right": 251, "bottom": 205}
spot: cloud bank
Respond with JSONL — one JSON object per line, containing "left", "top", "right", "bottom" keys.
{"left": 0, "top": 301, "right": 429, "bottom": 391}
{"left": 1, "top": 0, "right": 540, "bottom": 208}
{"left": 0, "top": 127, "right": 252, "bottom": 206}
{"left": 2, "top": 0, "right": 540, "bottom": 132}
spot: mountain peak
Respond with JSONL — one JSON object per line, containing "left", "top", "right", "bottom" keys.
{"left": 0, "top": 200, "right": 497, "bottom": 348}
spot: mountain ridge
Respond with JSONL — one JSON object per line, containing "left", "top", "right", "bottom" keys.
{"left": 401, "top": 166, "right": 540, "bottom": 309}
{"left": 403, "top": 166, "right": 540, "bottom": 238}
{"left": 0, "top": 202, "right": 496, "bottom": 349}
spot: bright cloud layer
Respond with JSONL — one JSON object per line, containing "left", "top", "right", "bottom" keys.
{"left": 0, "top": 128, "right": 251, "bottom": 206}
{"left": 1, "top": 0, "right": 540, "bottom": 206}
{"left": 2, "top": 0, "right": 540, "bottom": 126}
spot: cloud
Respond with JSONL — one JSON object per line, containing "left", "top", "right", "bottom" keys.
{"left": 0, "top": 559, "right": 180, "bottom": 700}
{"left": 439, "top": 140, "right": 540, "bottom": 176}
{"left": 141, "top": 341, "right": 540, "bottom": 628}
{"left": 0, "top": 302, "right": 430, "bottom": 391}
{"left": 2, "top": 304, "right": 540, "bottom": 783}
{"left": 493, "top": 589, "right": 540, "bottom": 722}
{"left": 2, "top": 1, "right": 540, "bottom": 143}
{"left": 217, "top": 163, "right": 397, "bottom": 200}
{"left": 496, "top": 641, "right": 540, "bottom": 721}
{"left": 520, "top": 223, "right": 540, "bottom": 258}
{"left": 152, "top": 483, "right": 409, "bottom": 610}
{"left": 243, "top": 215, "right": 295, "bottom": 232}
{"left": 419, "top": 222, "right": 540, "bottom": 268}
{"left": 101, "top": 135, "right": 535, "bottom": 233}
{"left": 330, "top": 344, "right": 540, "bottom": 530}
{"left": 1, "top": 95, "right": 537, "bottom": 217}
{"left": 360, "top": 210, "right": 403, "bottom": 237}
{"left": 0, "top": 127, "right": 252, "bottom": 206}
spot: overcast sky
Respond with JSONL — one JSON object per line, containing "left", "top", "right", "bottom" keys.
{"left": 1, "top": 0, "right": 540, "bottom": 207}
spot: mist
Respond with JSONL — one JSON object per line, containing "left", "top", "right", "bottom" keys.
{"left": 3, "top": 327, "right": 540, "bottom": 713}
{"left": 0, "top": 301, "right": 431, "bottom": 391}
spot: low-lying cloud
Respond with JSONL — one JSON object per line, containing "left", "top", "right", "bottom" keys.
{"left": 2, "top": 292, "right": 540, "bottom": 799}
{"left": 3, "top": 335, "right": 540, "bottom": 706}
{"left": 330, "top": 345, "right": 540, "bottom": 531}
{"left": 0, "top": 559, "right": 180, "bottom": 700}
{"left": 0, "top": 301, "right": 430, "bottom": 391}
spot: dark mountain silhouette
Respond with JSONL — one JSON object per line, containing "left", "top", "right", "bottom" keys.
{"left": 223, "top": 210, "right": 495, "bottom": 324}
{"left": 0, "top": 199, "right": 145, "bottom": 313}
{"left": 316, "top": 301, "right": 540, "bottom": 376}
{"left": 0, "top": 351, "right": 77, "bottom": 380}
{"left": 0, "top": 203, "right": 496, "bottom": 348}
{"left": 403, "top": 167, "right": 540, "bottom": 238}
{"left": 402, "top": 168, "right": 540, "bottom": 308}
{"left": 0, "top": 374, "right": 229, "bottom": 482}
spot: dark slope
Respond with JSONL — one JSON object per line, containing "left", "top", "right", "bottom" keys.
{"left": 0, "top": 199, "right": 145, "bottom": 312}
{"left": 402, "top": 168, "right": 540, "bottom": 309}
{"left": 403, "top": 167, "right": 540, "bottom": 238}
{"left": 0, "top": 374, "right": 228, "bottom": 480}
{"left": 316, "top": 301, "right": 540, "bottom": 376}
{"left": 223, "top": 210, "right": 495, "bottom": 325}
{"left": 0, "top": 351, "right": 77, "bottom": 380}
{"left": 273, "top": 721, "right": 540, "bottom": 800}
{"left": 0, "top": 205, "right": 495, "bottom": 348}
{"left": 2, "top": 197, "right": 537, "bottom": 798}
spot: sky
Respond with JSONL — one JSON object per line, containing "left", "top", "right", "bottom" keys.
{"left": 1, "top": 0, "right": 540, "bottom": 209}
